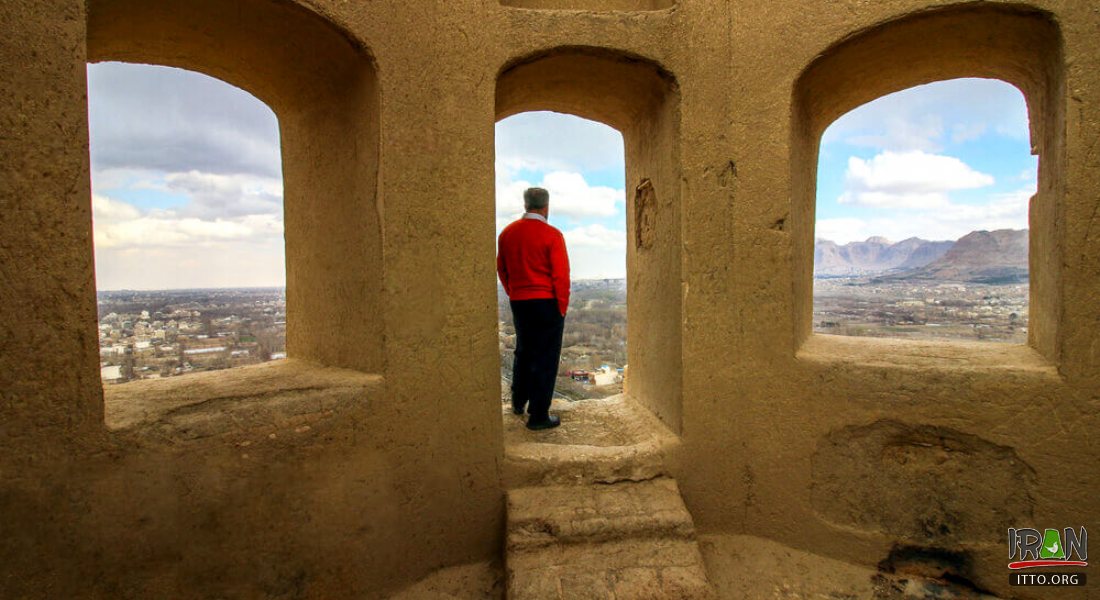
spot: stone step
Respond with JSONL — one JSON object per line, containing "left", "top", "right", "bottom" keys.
{"left": 501, "top": 395, "right": 679, "bottom": 488}
{"left": 507, "top": 538, "right": 713, "bottom": 599}
{"left": 506, "top": 478, "right": 714, "bottom": 599}
{"left": 503, "top": 439, "right": 670, "bottom": 488}
{"left": 507, "top": 478, "right": 695, "bottom": 551}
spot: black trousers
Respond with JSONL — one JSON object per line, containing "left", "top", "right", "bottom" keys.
{"left": 510, "top": 298, "right": 565, "bottom": 420}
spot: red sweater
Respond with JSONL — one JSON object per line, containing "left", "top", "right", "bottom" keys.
{"left": 497, "top": 216, "right": 571, "bottom": 315}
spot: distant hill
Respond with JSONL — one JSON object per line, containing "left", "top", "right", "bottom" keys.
{"left": 816, "top": 229, "right": 1029, "bottom": 283}
{"left": 815, "top": 236, "right": 952, "bottom": 276}
{"left": 886, "top": 229, "right": 1028, "bottom": 284}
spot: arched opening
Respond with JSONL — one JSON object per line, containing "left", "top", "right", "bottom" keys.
{"left": 89, "top": 62, "right": 287, "bottom": 385}
{"left": 85, "top": 0, "right": 382, "bottom": 427}
{"left": 813, "top": 78, "right": 1035, "bottom": 343}
{"left": 496, "top": 47, "right": 683, "bottom": 432}
{"left": 496, "top": 111, "right": 627, "bottom": 402}
{"left": 792, "top": 4, "right": 1065, "bottom": 362}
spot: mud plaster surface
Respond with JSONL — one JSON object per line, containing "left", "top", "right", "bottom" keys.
{"left": 387, "top": 535, "right": 1008, "bottom": 600}
{"left": 387, "top": 561, "right": 503, "bottom": 599}
{"left": 699, "top": 535, "right": 1003, "bottom": 600}
{"left": 811, "top": 420, "right": 1036, "bottom": 545}
{"left": 3, "top": 0, "right": 1100, "bottom": 598}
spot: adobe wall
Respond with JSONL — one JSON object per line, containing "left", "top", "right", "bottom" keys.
{"left": 1, "top": 0, "right": 1098, "bottom": 598}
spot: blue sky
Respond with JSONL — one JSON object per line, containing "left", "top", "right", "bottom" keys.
{"left": 495, "top": 79, "right": 1034, "bottom": 279}
{"left": 88, "top": 65, "right": 1032, "bottom": 288}
{"left": 815, "top": 78, "right": 1035, "bottom": 244}
{"left": 495, "top": 112, "right": 627, "bottom": 279}
{"left": 88, "top": 63, "right": 284, "bottom": 290}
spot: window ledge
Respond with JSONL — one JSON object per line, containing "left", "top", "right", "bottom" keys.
{"left": 104, "top": 359, "right": 384, "bottom": 437}
{"left": 796, "top": 333, "right": 1059, "bottom": 379}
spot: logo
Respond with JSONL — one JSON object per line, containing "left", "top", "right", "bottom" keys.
{"left": 1009, "top": 527, "right": 1087, "bottom": 568}
{"left": 1008, "top": 528, "right": 1088, "bottom": 587}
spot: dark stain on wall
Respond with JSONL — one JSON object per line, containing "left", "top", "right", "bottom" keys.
{"left": 811, "top": 420, "right": 1036, "bottom": 545}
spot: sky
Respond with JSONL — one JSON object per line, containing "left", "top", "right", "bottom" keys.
{"left": 495, "top": 112, "right": 627, "bottom": 280}
{"left": 88, "top": 63, "right": 284, "bottom": 290}
{"left": 88, "top": 64, "right": 1032, "bottom": 288}
{"left": 816, "top": 77, "right": 1036, "bottom": 244}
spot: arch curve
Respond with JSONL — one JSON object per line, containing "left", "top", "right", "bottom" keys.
{"left": 496, "top": 46, "right": 677, "bottom": 132}
{"left": 794, "top": 3, "right": 1061, "bottom": 148}
{"left": 789, "top": 3, "right": 1066, "bottom": 360}
{"left": 87, "top": 0, "right": 385, "bottom": 373}
{"left": 87, "top": 0, "right": 374, "bottom": 113}
{"left": 495, "top": 46, "right": 685, "bottom": 432}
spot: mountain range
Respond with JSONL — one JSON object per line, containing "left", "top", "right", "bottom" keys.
{"left": 815, "top": 229, "right": 1028, "bottom": 284}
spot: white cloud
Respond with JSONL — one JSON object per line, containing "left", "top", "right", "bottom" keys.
{"left": 496, "top": 112, "right": 624, "bottom": 174}
{"left": 822, "top": 78, "right": 1029, "bottom": 150}
{"left": 87, "top": 63, "right": 287, "bottom": 289}
{"left": 815, "top": 218, "right": 869, "bottom": 245}
{"left": 496, "top": 170, "right": 623, "bottom": 222}
{"left": 564, "top": 224, "right": 624, "bottom": 249}
{"left": 542, "top": 172, "right": 622, "bottom": 219}
{"left": 838, "top": 151, "right": 994, "bottom": 209}
{"left": 494, "top": 112, "right": 627, "bottom": 280}
{"left": 92, "top": 193, "right": 282, "bottom": 250}
{"left": 91, "top": 194, "right": 140, "bottom": 221}
{"left": 815, "top": 78, "right": 1035, "bottom": 247}
{"left": 562, "top": 225, "right": 626, "bottom": 280}
{"left": 95, "top": 241, "right": 285, "bottom": 290}
{"left": 817, "top": 185, "right": 1033, "bottom": 244}
{"left": 846, "top": 115, "right": 944, "bottom": 152}
{"left": 93, "top": 192, "right": 285, "bottom": 289}
{"left": 841, "top": 191, "right": 951, "bottom": 210}
{"left": 164, "top": 170, "right": 283, "bottom": 219}
{"left": 951, "top": 122, "right": 988, "bottom": 144}
{"left": 88, "top": 62, "right": 281, "bottom": 178}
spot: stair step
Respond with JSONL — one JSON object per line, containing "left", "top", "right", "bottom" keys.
{"left": 501, "top": 395, "right": 678, "bottom": 487}
{"left": 507, "top": 478, "right": 695, "bottom": 550}
{"left": 507, "top": 538, "right": 713, "bottom": 600}
{"left": 503, "top": 440, "right": 669, "bottom": 487}
{"left": 506, "top": 478, "right": 713, "bottom": 599}
{"left": 502, "top": 398, "right": 712, "bottom": 598}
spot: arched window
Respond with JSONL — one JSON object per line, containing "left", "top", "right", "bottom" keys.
{"left": 86, "top": 0, "right": 382, "bottom": 428}
{"left": 496, "top": 48, "right": 683, "bottom": 431}
{"left": 791, "top": 5, "right": 1064, "bottom": 363}
{"left": 813, "top": 78, "right": 1034, "bottom": 343}
{"left": 90, "top": 63, "right": 287, "bottom": 384}
{"left": 495, "top": 111, "right": 627, "bottom": 400}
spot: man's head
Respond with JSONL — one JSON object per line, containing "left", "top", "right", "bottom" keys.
{"left": 524, "top": 187, "right": 550, "bottom": 215}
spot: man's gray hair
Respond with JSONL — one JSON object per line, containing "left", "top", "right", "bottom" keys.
{"left": 524, "top": 187, "right": 550, "bottom": 210}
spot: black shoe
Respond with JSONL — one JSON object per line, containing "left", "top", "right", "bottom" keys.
{"left": 526, "top": 415, "right": 560, "bottom": 431}
{"left": 512, "top": 399, "right": 527, "bottom": 415}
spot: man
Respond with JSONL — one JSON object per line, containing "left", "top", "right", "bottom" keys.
{"left": 497, "top": 187, "right": 570, "bottom": 431}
